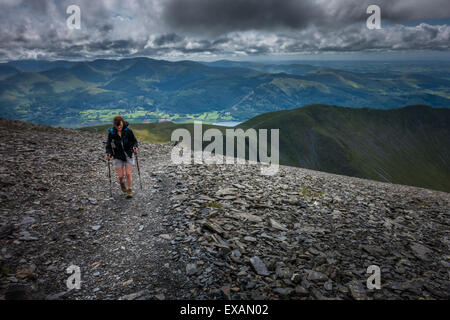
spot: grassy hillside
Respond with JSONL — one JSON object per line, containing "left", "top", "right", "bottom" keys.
{"left": 80, "top": 121, "right": 229, "bottom": 144}
{"left": 238, "top": 104, "right": 450, "bottom": 192}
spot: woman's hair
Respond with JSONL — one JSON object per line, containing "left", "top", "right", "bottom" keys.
{"left": 113, "top": 116, "right": 125, "bottom": 129}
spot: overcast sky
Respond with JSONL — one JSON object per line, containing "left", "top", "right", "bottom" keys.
{"left": 0, "top": 0, "right": 449, "bottom": 61}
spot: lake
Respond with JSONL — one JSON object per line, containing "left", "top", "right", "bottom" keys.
{"left": 212, "top": 121, "right": 242, "bottom": 127}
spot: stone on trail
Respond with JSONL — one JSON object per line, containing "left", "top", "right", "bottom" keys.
{"left": 231, "top": 212, "right": 263, "bottom": 223}
{"left": 200, "top": 221, "right": 225, "bottom": 235}
{"left": 295, "top": 285, "right": 309, "bottom": 297}
{"left": 155, "top": 293, "right": 165, "bottom": 300}
{"left": 18, "top": 231, "right": 38, "bottom": 241}
{"left": 410, "top": 243, "right": 433, "bottom": 261}
{"left": 221, "top": 285, "right": 231, "bottom": 300}
{"left": 0, "top": 224, "right": 14, "bottom": 239}
{"left": 119, "top": 290, "right": 147, "bottom": 300}
{"left": 269, "top": 218, "right": 287, "bottom": 231}
{"left": 19, "top": 217, "right": 36, "bottom": 225}
{"left": 171, "top": 194, "right": 188, "bottom": 201}
{"left": 347, "top": 280, "right": 367, "bottom": 300}
{"left": 215, "top": 187, "right": 236, "bottom": 197}
{"left": 186, "top": 263, "right": 197, "bottom": 276}
{"left": 46, "top": 290, "right": 70, "bottom": 300}
{"left": 305, "top": 270, "right": 328, "bottom": 282}
{"left": 159, "top": 234, "right": 172, "bottom": 240}
{"left": 273, "top": 287, "right": 293, "bottom": 296}
{"left": 249, "top": 256, "right": 270, "bottom": 276}
{"left": 324, "top": 279, "right": 333, "bottom": 291}
{"left": 19, "top": 235, "right": 38, "bottom": 241}
{"left": 291, "top": 273, "right": 302, "bottom": 284}
{"left": 360, "top": 245, "right": 385, "bottom": 256}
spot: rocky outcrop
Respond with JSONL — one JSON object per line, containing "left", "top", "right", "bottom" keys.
{"left": 0, "top": 117, "right": 449, "bottom": 300}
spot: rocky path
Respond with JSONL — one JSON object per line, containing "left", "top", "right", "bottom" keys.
{"left": 0, "top": 118, "right": 193, "bottom": 299}
{"left": 0, "top": 117, "right": 449, "bottom": 300}
{"left": 59, "top": 143, "right": 195, "bottom": 300}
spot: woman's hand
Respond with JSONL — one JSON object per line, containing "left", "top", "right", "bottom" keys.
{"left": 106, "top": 154, "right": 111, "bottom": 160}
{"left": 133, "top": 147, "right": 138, "bottom": 153}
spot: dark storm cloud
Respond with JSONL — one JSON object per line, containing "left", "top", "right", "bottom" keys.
{"left": 100, "top": 24, "right": 114, "bottom": 33}
{"left": 212, "top": 38, "right": 231, "bottom": 46}
{"left": 86, "top": 40, "right": 138, "bottom": 51}
{"left": 0, "top": 0, "right": 449, "bottom": 61}
{"left": 373, "top": 0, "right": 450, "bottom": 22}
{"left": 154, "top": 33, "right": 184, "bottom": 46}
{"left": 163, "top": 0, "right": 325, "bottom": 34}
{"left": 162, "top": 0, "right": 450, "bottom": 35}
{"left": 24, "top": 0, "right": 49, "bottom": 15}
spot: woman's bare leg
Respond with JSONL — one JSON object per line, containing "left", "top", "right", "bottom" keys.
{"left": 116, "top": 167, "right": 124, "bottom": 183}
{"left": 125, "top": 165, "right": 133, "bottom": 190}
{"left": 116, "top": 166, "right": 128, "bottom": 192}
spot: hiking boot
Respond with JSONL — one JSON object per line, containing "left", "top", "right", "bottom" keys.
{"left": 120, "top": 180, "right": 127, "bottom": 193}
{"left": 126, "top": 189, "right": 133, "bottom": 198}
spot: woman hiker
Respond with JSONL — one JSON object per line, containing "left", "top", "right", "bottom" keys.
{"left": 105, "top": 116, "right": 139, "bottom": 198}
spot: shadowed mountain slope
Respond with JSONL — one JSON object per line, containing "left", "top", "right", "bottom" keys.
{"left": 238, "top": 104, "right": 450, "bottom": 192}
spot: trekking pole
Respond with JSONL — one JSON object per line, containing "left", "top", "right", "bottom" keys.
{"left": 135, "top": 151, "right": 143, "bottom": 190}
{"left": 107, "top": 157, "right": 112, "bottom": 197}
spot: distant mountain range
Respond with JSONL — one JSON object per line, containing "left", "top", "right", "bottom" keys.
{"left": 82, "top": 104, "right": 450, "bottom": 193}
{"left": 1, "top": 58, "right": 449, "bottom": 127}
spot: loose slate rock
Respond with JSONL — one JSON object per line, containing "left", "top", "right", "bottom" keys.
{"left": 186, "top": 263, "right": 197, "bottom": 276}
{"left": 20, "top": 217, "right": 36, "bottom": 225}
{"left": 273, "top": 287, "right": 293, "bottom": 296}
{"left": 306, "top": 270, "right": 328, "bottom": 282}
{"left": 201, "top": 221, "right": 225, "bottom": 235}
{"left": 231, "top": 212, "right": 263, "bottom": 223}
{"left": 46, "top": 290, "right": 70, "bottom": 300}
{"left": 269, "top": 218, "right": 287, "bottom": 231}
{"left": 159, "top": 234, "right": 172, "bottom": 240}
{"left": 0, "top": 224, "right": 14, "bottom": 239}
{"left": 221, "top": 285, "right": 231, "bottom": 300}
{"left": 249, "top": 256, "right": 270, "bottom": 276}
{"left": 295, "top": 286, "right": 309, "bottom": 297}
{"left": 216, "top": 187, "right": 236, "bottom": 197}
{"left": 410, "top": 243, "right": 433, "bottom": 261}
{"left": 347, "top": 280, "right": 367, "bottom": 300}
{"left": 119, "top": 290, "right": 147, "bottom": 300}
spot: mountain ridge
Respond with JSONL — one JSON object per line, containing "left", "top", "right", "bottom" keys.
{"left": 238, "top": 104, "right": 450, "bottom": 192}
{"left": 1, "top": 57, "right": 449, "bottom": 127}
